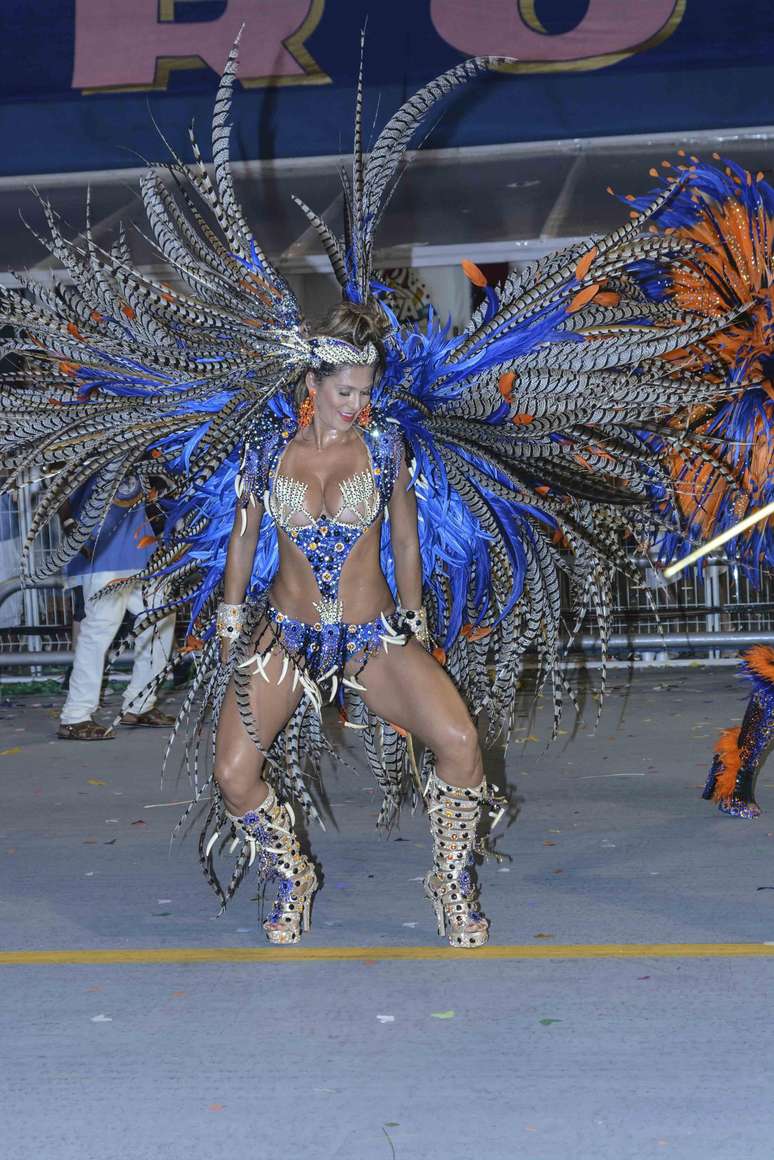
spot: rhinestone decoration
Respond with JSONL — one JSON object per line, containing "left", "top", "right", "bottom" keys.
{"left": 264, "top": 605, "right": 405, "bottom": 685}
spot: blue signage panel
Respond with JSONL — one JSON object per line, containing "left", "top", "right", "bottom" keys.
{"left": 0, "top": 1, "right": 772, "bottom": 176}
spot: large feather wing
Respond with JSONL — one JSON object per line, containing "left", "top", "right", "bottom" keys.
{"left": 375, "top": 186, "right": 747, "bottom": 736}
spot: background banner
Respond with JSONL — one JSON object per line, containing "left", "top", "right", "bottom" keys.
{"left": 0, "top": 1, "right": 771, "bottom": 176}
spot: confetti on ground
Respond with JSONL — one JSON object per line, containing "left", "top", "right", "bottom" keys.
{"left": 144, "top": 799, "right": 201, "bottom": 810}
{"left": 539, "top": 1018, "right": 562, "bottom": 1026}
{"left": 376, "top": 1015, "right": 395, "bottom": 1023}
{"left": 87, "top": 779, "right": 106, "bottom": 786}
{"left": 0, "top": 747, "right": 21, "bottom": 756}
{"left": 534, "top": 933, "right": 554, "bottom": 939}
{"left": 130, "top": 820, "right": 146, "bottom": 826}
{"left": 431, "top": 1011, "right": 455, "bottom": 1020}
{"left": 171, "top": 992, "right": 186, "bottom": 998}
{"left": 209, "top": 1105, "right": 224, "bottom": 1112}
{"left": 543, "top": 840, "right": 557, "bottom": 847}
{"left": 402, "top": 921, "right": 417, "bottom": 928}
{"left": 498, "top": 867, "right": 510, "bottom": 873}
{"left": 90, "top": 1014, "right": 112, "bottom": 1023}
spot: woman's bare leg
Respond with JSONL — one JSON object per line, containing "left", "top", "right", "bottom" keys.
{"left": 352, "top": 638, "right": 489, "bottom": 945}
{"left": 350, "top": 639, "right": 483, "bottom": 787}
{"left": 214, "top": 627, "right": 303, "bottom": 814}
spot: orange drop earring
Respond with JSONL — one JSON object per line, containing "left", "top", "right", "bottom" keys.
{"left": 357, "top": 402, "right": 372, "bottom": 428}
{"left": 298, "top": 388, "right": 315, "bottom": 428}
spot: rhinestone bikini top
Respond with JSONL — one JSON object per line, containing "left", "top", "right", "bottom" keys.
{"left": 269, "top": 468, "right": 380, "bottom": 532}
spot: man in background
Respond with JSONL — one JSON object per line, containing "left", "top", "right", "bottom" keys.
{"left": 58, "top": 475, "right": 175, "bottom": 740}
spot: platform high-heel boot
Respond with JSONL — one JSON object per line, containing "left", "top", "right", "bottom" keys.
{"left": 423, "top": 771, "right": 489, "bottom": 948}
{"left": 228, "top": 785, "right": 318, "bottom": 943}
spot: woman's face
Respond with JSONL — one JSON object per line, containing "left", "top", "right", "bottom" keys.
{"left": 306, "top": 364, "right": 375, "bottom": 432}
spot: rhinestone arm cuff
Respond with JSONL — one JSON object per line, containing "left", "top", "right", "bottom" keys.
{"left": 400, "top": 606, "right": 429, "bottom": 647}
{"left": 216, "top": 602, "right": 244, "bottom": 640}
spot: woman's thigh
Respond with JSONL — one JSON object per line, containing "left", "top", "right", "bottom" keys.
{"left": 351, "top": 640, "right": 478, "bottom": 756}
{"left": 215, "top": 624, "right": 304, "bottom": 778}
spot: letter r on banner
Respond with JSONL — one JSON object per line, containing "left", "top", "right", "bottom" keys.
{"left": 72, "top": 0, "right": 328, "bottom": 91}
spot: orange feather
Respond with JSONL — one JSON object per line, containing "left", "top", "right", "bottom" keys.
{"left": 461, "top": 623, "right": 491, "bottom": 642}
{"left": 744, "top": 645, "right": 774, "bottom": 685}
{"left": 568, "top": 284, "right": 601, "bottom": 313}
{"left": 498, "top": 371, "right": 515, "bottom": 400}
{"left": 461, "top": 259, "right": 488, "bottom": 287}
{"left": 709, "top": 726, "right": 742, "bottom": 801}
{"left": 574, "top": 245, "right": 598, "bottom": 281}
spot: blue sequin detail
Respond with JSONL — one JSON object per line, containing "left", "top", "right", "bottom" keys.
{"left": 267, "top": 604, "right": 402, "bottom": 683}
{"left": 267, "top": 875, "right": 294, "bottom": 924}
{"left": 285, "top": 521, "right": 363, "bottom": 604}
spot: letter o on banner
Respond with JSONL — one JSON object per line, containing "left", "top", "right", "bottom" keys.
{"left": 430, "top": 0, "right": 685, "bottom": 73}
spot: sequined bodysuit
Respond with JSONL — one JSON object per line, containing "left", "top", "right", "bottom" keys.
{"left": 238, "top": 412, "right": 406, "bottom": 693}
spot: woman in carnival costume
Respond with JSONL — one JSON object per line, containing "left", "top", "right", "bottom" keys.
{"left": 0, "top": 48, "right": 753, "bottom": 946}
{"left": 625, "top": 158, "right": 774, "bottom": 818}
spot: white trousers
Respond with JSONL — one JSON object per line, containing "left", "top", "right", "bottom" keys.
{"left": 60, "top": 574, "right": 175, "bottom": 724}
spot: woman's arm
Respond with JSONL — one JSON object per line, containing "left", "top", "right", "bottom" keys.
{"left": 387, "top": 452, "right": 423, "bottom": 612}
{"left": 221, "top": 498, "right": 263, "bottom": 658}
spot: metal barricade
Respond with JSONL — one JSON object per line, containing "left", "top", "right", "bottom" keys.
{"left": 1, "top": 485, "right": 773, "bottom": 671}
{"left": 0, "top": 481, "right": 78, "bottom": 670}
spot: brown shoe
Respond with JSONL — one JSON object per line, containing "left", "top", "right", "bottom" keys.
{"left": 121, "top": 707, "right": 175, "bottom": 728}
{"left": 58, "top": 719, "right": 114, "bottom": 741}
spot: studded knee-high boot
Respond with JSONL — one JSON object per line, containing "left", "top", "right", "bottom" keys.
{"left": 227, "top": 785, "right": 318, "bottom": 944}
{"left": 423, "top": 772, "right": 490, "bottom": 948}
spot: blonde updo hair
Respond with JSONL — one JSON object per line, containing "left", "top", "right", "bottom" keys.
{"left": 294, "top": 301, "right": 389, "bottom": 406}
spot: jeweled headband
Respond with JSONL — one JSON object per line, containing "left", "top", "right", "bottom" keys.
{"left": 270, "top": 328, "right": 379, "bottom": 372}
{"left": 306, "top": 336, "right": 379, "bottom": 370}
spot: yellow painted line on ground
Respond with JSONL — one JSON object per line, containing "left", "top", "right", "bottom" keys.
{"left": 1, "top": 943, "right": 774, "bottom": 966}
